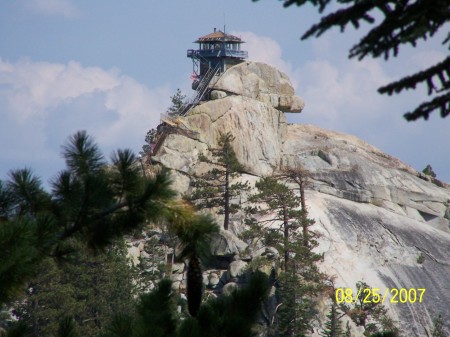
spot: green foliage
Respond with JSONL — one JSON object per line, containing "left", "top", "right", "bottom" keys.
{"left": 422, "top": 164, "right": 437, "bottom": 178}
{"left": 141, "top": 89, "right": 186, "bottom": 156}
{"left": 135, "top": 279, "right": 178, "bottom": 337}
{"left": 133, "top": 234, "right": 169, "bottom": 293}
{"left": 244, "top": 175, "right": 320, "bottom": 275}
{"left": 189, "top": 132, "right": 249, "bottom": 230}
{"left": 12, "top": 238, "right": 135, "bottom": 337}
{"left": 56, "top": 316, "right": 79, "bottom": 337}
{"left": 260, "top": 0, "right": 450, "bottom": 121}
{"left": 340, "top": 281, "right": 399, "bottom": 336}
{"left": 171, "top": 213, "right": 219, "bottom": 317}
{"left": 141, "top": 128, "right": 157, "bottom": 156}
{"left": 1, "top": 130, "right": 176, "bottom": 307}
{"left": 320, "top": 302, "right": 344, "bottom": 337}
{"left": 167, "top": 88, "right": 187, "bottom": 116}
{"left": 245, "top": 173, "right": 325, "bottom": 336}
{"left": 102, "top": 272, "right": 269, "bottom": 337}
{"left": 430, "top": 314, "right": 448, "bottom": 337}
{"left": 0, "top": 321, "right": 32, "bottom": 337}
{"left": 369, "top": 332, "right": 397, "bottom": 337}
{"left": 273, "top": 271, "right": 319, "bottom": 337}
{"left": 344, "top": 321, "right": 352, "bottom": 337}
{"left": 245, "top": 176, "right": 301, "bottom": 272}
{"left": 178, "top": 271, "right": 269, "bottom": 337}
{"left": 417, "top": 253, "right": 425, "bottom": 264}
{"left": 48, "top": 131, "right": 174, "bottom": 249}
{"left": 0, "top": 213, "right": 57, "bottom": 304}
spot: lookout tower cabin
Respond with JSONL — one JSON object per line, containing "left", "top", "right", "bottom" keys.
{"left": 187, "top": 28, "right": 248, "bottom": 88}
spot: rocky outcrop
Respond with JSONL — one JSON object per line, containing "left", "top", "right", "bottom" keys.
{"left": 150, "top": 61, "right": 450, "bottom": 336}
{"left": 211, "top": 61, "right": 305, "bottom": 113}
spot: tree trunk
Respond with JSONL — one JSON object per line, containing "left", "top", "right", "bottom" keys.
{"left": 299, "top": 178, "right": 309, "bottom": 248}
{"left": 187, "top": 255, "right": 203, "bottom": 317}
{"left": 283, "top": 206, "right": 289, "bottom": 272}
{"left": 224, "top": 168, "right": 230, "bottom": 230}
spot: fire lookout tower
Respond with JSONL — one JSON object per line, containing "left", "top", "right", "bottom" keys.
{"left": 187, "top": 28, "right": 248, "bottom": 89}
{"left": 148, "top": 29, "right": 248, "bottom": 157}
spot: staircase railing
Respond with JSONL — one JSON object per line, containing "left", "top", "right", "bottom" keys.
{"left": 178, "top": 64, "right": 221, "bottom": 116}
{"left": 151, "top": 64, "right": 222, "bottom": 156}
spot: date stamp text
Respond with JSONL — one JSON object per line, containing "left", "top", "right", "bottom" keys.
{"left": 335, "top": 287, "right": 426, "bottom": 304}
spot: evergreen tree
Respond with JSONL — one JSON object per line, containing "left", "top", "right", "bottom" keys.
{"left": 56, "top": 316, "right": 79, "bottom": 337}
{"left": 422, "top": 164, "right": 437, "bottom": 178}
{"left": 140, "top": 128, "right": 157, "bottom": 156}
{"left": 320, "top": 302, "right": 344, "bottom": 337}
{"left": 273, "top": 271, "right": 317, "bottom": 337}
{"left": 340, "top": 281, "right": 399, "bottom": 336}
{"left": 344, "top": 321, "right": 352, "bottom": 337}
{"left": 13, "top": 238, "right": 135, "bottom": 337}
{"left": 178, "top": 271, "right": 269, "bottom": 337}
{"left": 245, "top": 176, "right": 301, "bottom": 272}
{"left": 430, "top": 314, "right": 448, "bottom": 337}
{"left": 245, "top": 174, "right": 324, "bottom": 336}
{"left": 105, "top": 272, "right": 269, "bottom": 337}
{"left": 170, "top": 212, "right": 219, "bottom": 317}
{"left": 0, "top": 321, "right": 32, "bottom": 337}
{"left": 189, "top": 132, "right": 248, "bottom": 230}
{"left": 278, "top": 167, "right": 312, "bottom": 248}
{"left": 1, "top": 130, "right": 176, "bottom": 307}
{"left": 140, "top": 89, "right": 186, "bottom": 156}
{"left": 369, "top": 332, "right": 397, "bottom": 337}
{"left": 135, "top": 279, "right": 179, "bottom": 337}
{"left": 259, "top": 0, "right": 450, "bottom": 121}
{"left": 167, "top": 88, "right": 187, "bottom": 116}
{"left": 0, "top": 173, "right": 55, "bottom": 305}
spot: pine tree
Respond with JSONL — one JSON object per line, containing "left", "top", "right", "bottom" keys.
{"left": 422, "top": 164, "right": 437, "bottom": 178}
{"left": 56, "top": 317, "right": 79, "bottom": 337}
{"left": 0, "top": 172, "right": 55, "bottom": 305}
{"left": 344, "top": 321, "right": 352, "bottom": 337}
{"left": 274, "top": 271, "right": 316, "bottom": 337}
{"left": 341, "top": 281, "right": 399, "bottom": 336}
{"left": 246, "top": 176, "right": 301, "bottom": 272}
{"left": 166, "top": 88, "right": 187, "bottom": 116}
{"left": 430, "top": 314, "right": 448, "bottom": 337}
{"left": 178, "top": 271, "right": 269, "bottom": 337}
{"left": 105, "top": 272, "right": 269, "bottom": 337}
{"left": 140, "top": 128, "right": 157, "bottom": 156}
{"left": 278, "top": 167, "right": 313, "bottom": 248}
{"left": 245, "top": 174, "right": 325, "bottom": 336}
{"left": 320, "top": 302, "right": 344, "bottom": 337}
{"left": 189, "top": 132, "right": 248, "bottom": 230}
{"left": 260, "top": 0, "right": 450, "bottom": 121}
{"left": 171, "top": 212, "right": 219, "bottom": 317}
{"left": 140, "top": 89, "right": 187, "bottom": 156}
{"left": 13, "top": 238, "right": 135, "bottom": 337}
{"left": 135, "top": 279, "right": 179, "bottom": 337}
{"left": 1, "top": 130, "right": 176, "bottom": 307}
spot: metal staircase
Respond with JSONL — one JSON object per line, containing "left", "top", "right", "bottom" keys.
{"left": 150, "top": 64, "right": 222, "bottom": 156}
{"left": 179, "top": 63, "right": 221, "bottom": 116}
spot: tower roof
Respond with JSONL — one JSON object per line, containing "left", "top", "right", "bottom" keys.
{"left": 195, "top": 30, "right": 244, "bottom": 43}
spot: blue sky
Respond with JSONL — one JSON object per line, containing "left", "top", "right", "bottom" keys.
{"left": 1, "top": 0, "right": 449, "bottom": 187}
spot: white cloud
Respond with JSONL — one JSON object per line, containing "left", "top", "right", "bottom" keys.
{"left": 21, "top": 0, "right": 79, "bottom": 18}
{"left": 0, "top": 58, "right": 170, "bottom": 185}
{"left": 221, "top": 31, "right": 450, "bottom": 183}
{"left": 0, "top": 59, "right": 119, "bottom": 121}
{"left": 295, "top": 57, "right": 392, "bottom": 128}
{"left": 232, "top": 31, "right": 293, "bottom": 82}
{"left": 229, "top": 32, "right": 393, "bottom": 129}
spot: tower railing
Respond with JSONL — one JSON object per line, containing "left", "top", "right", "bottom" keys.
{"left": 187, "top": 49, "right": 248, "bottom": 59}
